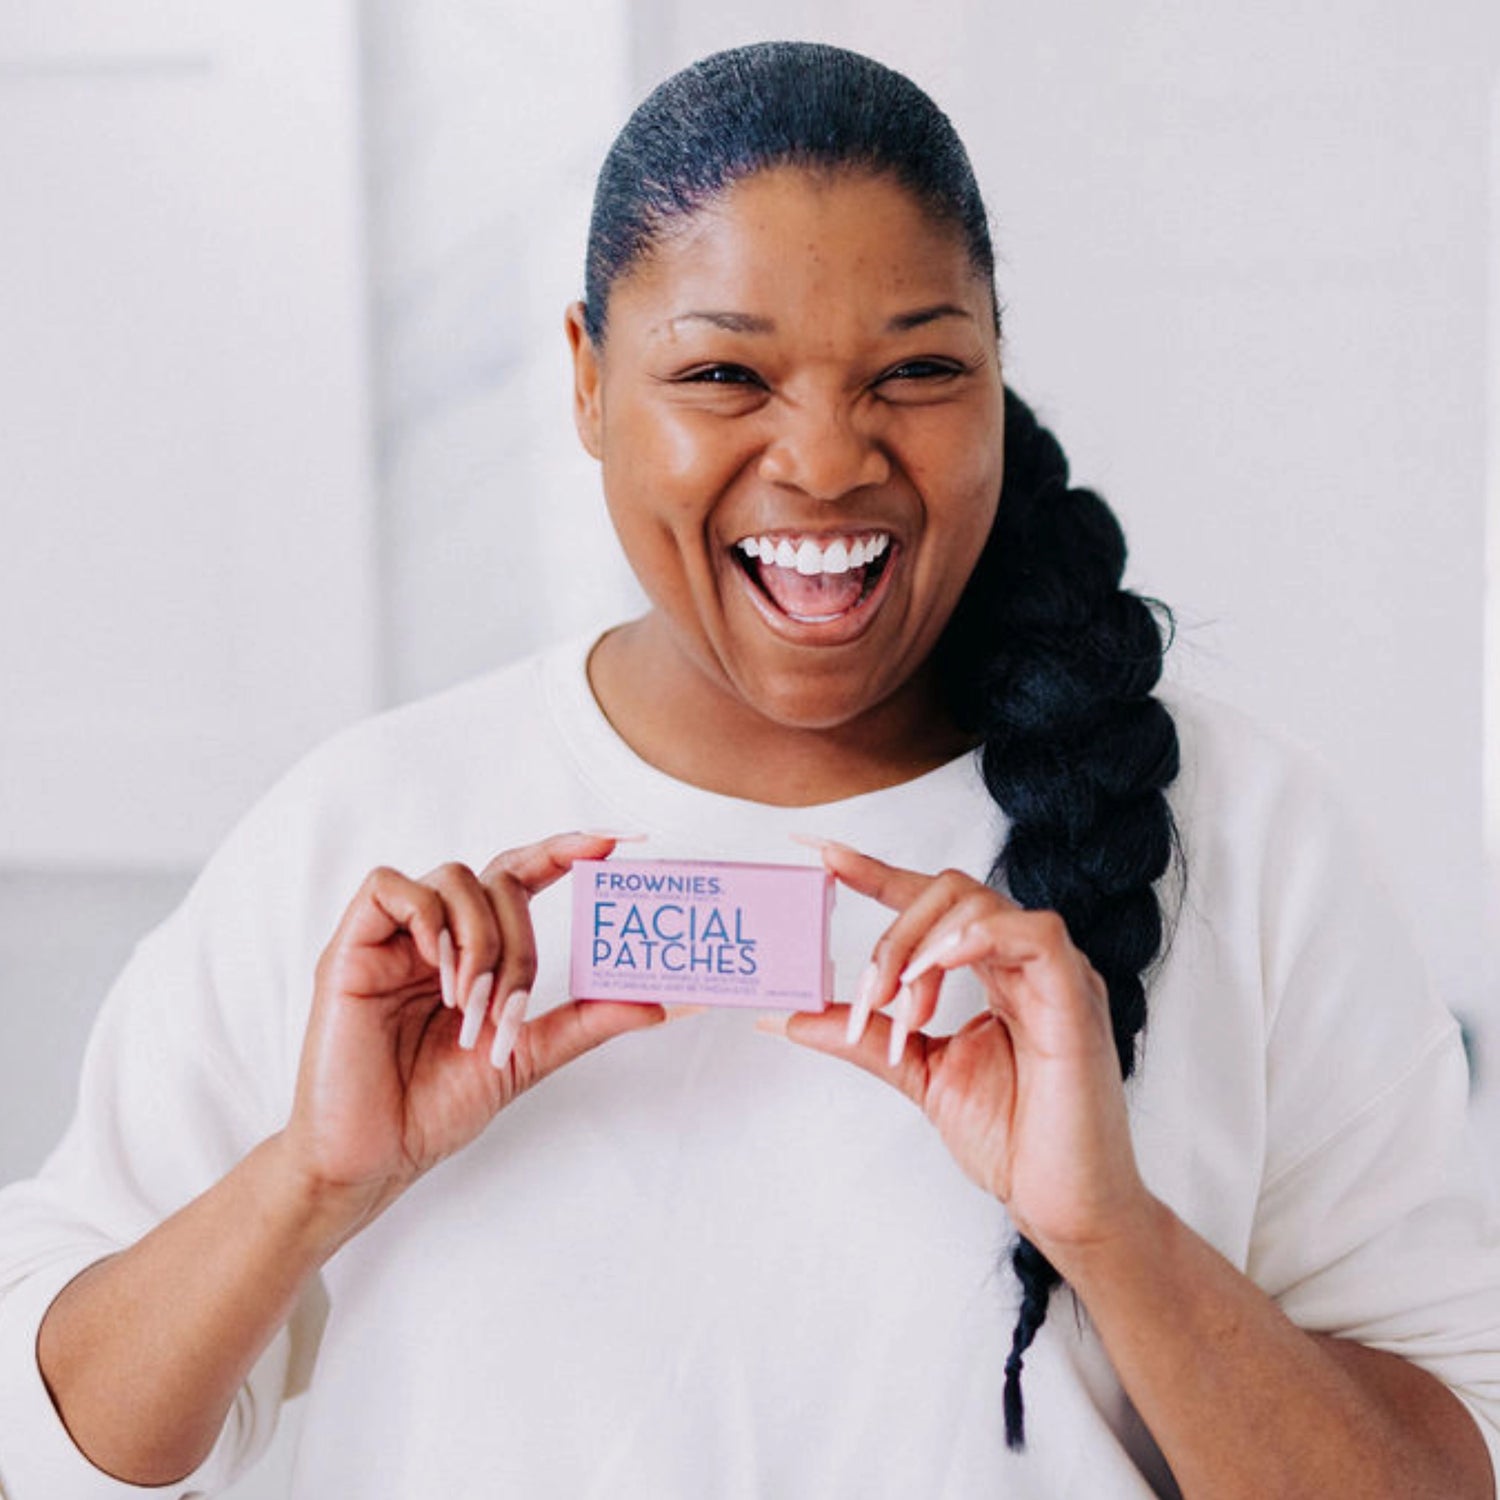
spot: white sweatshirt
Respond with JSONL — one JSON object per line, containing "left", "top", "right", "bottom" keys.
{"left": 1, "top": 636, "right": 1497, "bottom": 1498}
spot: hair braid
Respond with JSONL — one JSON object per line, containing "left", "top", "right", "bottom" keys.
{"left": 937, "top": 387, "right": 1181, "bottom": 1449}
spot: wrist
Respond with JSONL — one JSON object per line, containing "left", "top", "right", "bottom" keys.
{"left": 1033, "top": 1187, "right": 1177, "bottom": 1297}
{"left": 254, "top": 1133, "right": 393, "bottom": 1261}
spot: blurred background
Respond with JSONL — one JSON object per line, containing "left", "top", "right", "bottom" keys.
{"left": 2, "top": 3, "right": 1498, "bottom": 1493}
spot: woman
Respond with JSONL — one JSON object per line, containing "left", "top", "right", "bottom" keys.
{"left": 2, "top": 42, "right": 1496, "bottom": 1498}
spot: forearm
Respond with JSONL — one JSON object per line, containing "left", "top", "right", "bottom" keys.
{"left": 36, "top": 1132, "right": 363, "bottom": 1487}
{"left": 1059, "top": 1196, "right": 1493, "bottom": 1499}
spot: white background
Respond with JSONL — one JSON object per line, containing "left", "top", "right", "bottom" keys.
{"left": 1, "top": 4, "right": 1497, "bottom": 1495}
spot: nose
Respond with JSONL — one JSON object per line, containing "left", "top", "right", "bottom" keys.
{"left": 757, "top": 401, "right": 890, "bottom": 499}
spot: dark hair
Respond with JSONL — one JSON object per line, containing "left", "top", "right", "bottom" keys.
{"left": 584, "top": 41, "right": 1180, "bottom": 1451}
{"left": 583, "top": 42, "right": 994, "bottom": 344}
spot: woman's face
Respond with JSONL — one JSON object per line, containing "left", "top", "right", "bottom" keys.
{"left": 567, "top": 167, "right": 1005, "bottom": 734}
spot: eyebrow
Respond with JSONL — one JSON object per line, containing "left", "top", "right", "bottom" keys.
{"left": 669, "top": 303, "right": 975, "bottom": 336}
{"left": 671, "top": 311, "right": 775, "bottom": 334}
{"left": 886, "top": 303, "right": 974, "bottom": 331}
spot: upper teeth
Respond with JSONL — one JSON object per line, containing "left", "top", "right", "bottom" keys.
{"left": 737, "top": 532, "right": 890, "bottom": 575}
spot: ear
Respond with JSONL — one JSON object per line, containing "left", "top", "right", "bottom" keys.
{"left": 565, "top": 301, "right": 603, "bottom": 459}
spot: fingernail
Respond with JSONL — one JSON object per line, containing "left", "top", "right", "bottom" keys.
{"left": 663, "top": 1004, "right": 709, "bottom": 1023}
{"left": 458, "top": 972, "right": 494, "bottom": 1050}
{"left": 846, "top": 962, "right": 878, "bottom": 1046}
{"left": 579, "top": 829, "right": 649, "bottom": 842}
{"left": 438, "top": 929, "right": 456, "bottom": 1009}
{"left": 899, "top": 928, "right": 963, "bottom": 988}
{"left": 754, "top": 1014, "right": 789, "bottom": 1037}
{"left": 489, "top": 989, "right": 528, "bottom": 1069}
{"left": 887, "top": 986, "right": 913, "bottom": 1068}
{"left": 791, "top": 833, "right": 855, "bottom": 857}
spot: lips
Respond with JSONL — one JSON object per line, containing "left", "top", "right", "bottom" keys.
{"left": 733, "top": 530, "right": 893, "bottom": 625}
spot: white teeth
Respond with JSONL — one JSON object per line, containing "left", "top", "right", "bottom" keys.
{"left": 735, "top": 531, "right": 892, "bottom": 578}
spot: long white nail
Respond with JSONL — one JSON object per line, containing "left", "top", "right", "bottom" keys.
{"left": 438, "top": 929, "right": 456, "bottom": 1009}
{"left": 458, "top": 972, "right": 494, "bottom": 1050}
{"left": 580, "top": 829, "right": 649, "bottom": 842}
{"left": 489, "top": 989, "right": 528, "bottom": 1070}
{"left": 789, "top": 832, "right": 833, "bottom": 853}
{"left": 846, "top": 962, "right": 878, "bottom": 1046}
{"left": 887, "top": 986, "right": 914, "bottom": 1068}
{"left": 899, "top": 928, "right": 963, "bottom": 988}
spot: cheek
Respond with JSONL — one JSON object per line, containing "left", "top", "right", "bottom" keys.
{"left": 904, "top": 421, "right": 1003, "bottom": 541}
{"left": 609, "top": 399, "right": 752, "bottom": 505}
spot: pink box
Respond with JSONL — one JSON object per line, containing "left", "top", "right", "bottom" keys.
{"left": 570, "top": 859, "right": 833, "bottom": 1011}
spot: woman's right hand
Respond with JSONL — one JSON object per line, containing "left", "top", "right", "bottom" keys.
{"left": 279, "top": 831, "right": 663, "bottom": 1234}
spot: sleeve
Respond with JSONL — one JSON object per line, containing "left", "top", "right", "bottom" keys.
{"left": 0, "top": 766, "right": 337, "bottom": 1499}
{"left": 1239, "top": 757, "right": 1500, "bottom": 1479}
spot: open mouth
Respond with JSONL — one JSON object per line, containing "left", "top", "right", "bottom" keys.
{"left": 732, "top": 531, "right": 894, "bottom": 624}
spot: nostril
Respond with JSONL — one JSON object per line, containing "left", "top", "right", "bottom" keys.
{"left": 759, "top": 426, "right": 889, "bottom": 500}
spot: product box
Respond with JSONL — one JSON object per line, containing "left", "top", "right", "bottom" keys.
{"left": 569, "top": 858, "right": 833, "bottom": 1010}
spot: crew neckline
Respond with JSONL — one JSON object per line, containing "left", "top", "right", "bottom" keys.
{"left": 538, "top": 633, "right": 994, "bottom": 846}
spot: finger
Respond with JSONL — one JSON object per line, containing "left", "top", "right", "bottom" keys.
{"left": 941, "top": 909, "right": 1107, "bottom": 1045}
{"left": 420, "top": 862, "right": 502, "bottom": 1014}
{"left": 893, "top": 890, "right": 1003, "bottom": 1031}
{"left": 857, "top": 873, "right": 992, "bottom": 1039}
{"left": 811, "top": 840, "right": 937, "bottom": 912}
{"left": 480, "top": 830, "right": 623, "bottom": 897}
{"left": 339, "top": 867, "right": 448, "bottom": 972}
{"left": 481, "top": 867, "right": 540, "bottom": 1024}
{"left": 508, "top": 999, "right": 666, "bottom": 1085}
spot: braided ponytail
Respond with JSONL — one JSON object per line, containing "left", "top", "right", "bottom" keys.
{"left": 937, "top": 388, "right": 1181, "bottom": 1449}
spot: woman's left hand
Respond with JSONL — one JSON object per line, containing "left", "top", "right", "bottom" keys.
{"left": 777, "top": 842, "right": 1157, "bottom": 1272}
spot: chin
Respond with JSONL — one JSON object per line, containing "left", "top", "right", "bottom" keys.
{"left": 732, "top": 670, "right": 892, "bottom": 735}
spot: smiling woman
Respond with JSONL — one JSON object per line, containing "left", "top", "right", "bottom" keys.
{"left": 1, "top": 39, "right": 1497, "bottom": 1500}
{"left": 570, "top": 168, "right": 1005, "bottom": 793}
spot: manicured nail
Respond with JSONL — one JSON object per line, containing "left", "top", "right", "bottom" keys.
{"left": 438, "top": 929, "right": 456, "bottom": 1009}
{"left": 754, "top": 1013, "right": 789, "bottom": 1037}
{"left": 899, "top": 928, "right": 963, "bottom": 988}
{"left": 489, "top": 989, "right": 528, "bottom": 1069}
{"left": 663, "top": 1004, "right": 709, "bottom": 1022}
{"left": 580, "top": 829, "right": 649, "bottom": 842}
{"left": 458, "top": 972, "right": 494, "bottom": 1050}
{"left": 846, "top": 962, "right": 878, "bottom": 1046}
{"left": 790, "top": 833, "right": 855, "bottom": 857}
{"left": 887, "top": 986, "right": 914, "bottom": 1068}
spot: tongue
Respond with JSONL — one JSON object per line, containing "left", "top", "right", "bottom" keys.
{"left": 756, "top": 561, "right": 868, "bottom": 619}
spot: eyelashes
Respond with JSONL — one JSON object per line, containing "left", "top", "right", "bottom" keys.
{"left": 672, "top": 358, "right": 972, "bottom": 391}
{"left": 677, "top": 363, "right": 765, "bottom": 387}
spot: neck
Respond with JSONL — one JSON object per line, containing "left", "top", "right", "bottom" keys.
{"left": 588, "top": 617, "right": 976, "bottom": 807}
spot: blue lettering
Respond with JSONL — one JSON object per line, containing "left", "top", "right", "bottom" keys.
{"left": 652, "top": 903, "right": 685, "bottom": 941}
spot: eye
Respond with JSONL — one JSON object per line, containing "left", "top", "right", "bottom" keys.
{"left": 878, "top": 358, "right": 967, "bottom": 385}
{"left": 677, "top": 363, "right": 766, "bottom": 388}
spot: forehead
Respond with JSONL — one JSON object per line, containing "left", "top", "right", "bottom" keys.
{"left": 610, "top": 167, "right": 991, "bottom": 335}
